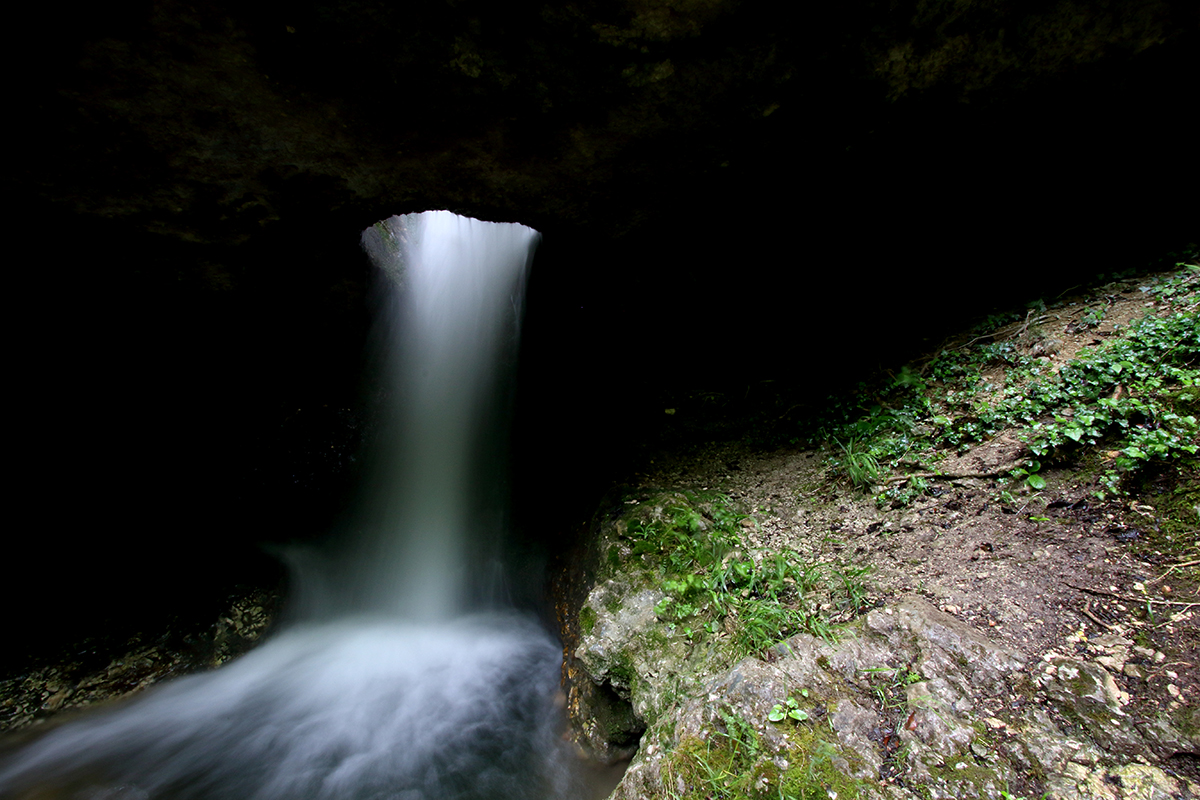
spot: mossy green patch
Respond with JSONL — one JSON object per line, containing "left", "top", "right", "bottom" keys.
{"left": 580, "top": 604, "right": 597, "bottom": 636}
{"left": 662, "top": 714, "right": 869, "bottom": 800}
{"left": 605, "top": 543, "right": 622, "bottom": 575}
{"left": 610, "top": 490, "right": 871, "bottom": 660}
{"left": 608, "top": 650, "right": 637, "bottom": 693}
{"left": 925, "top": 756, "right": 1008, "bottom": 799}
{"left": 1156, "top": 469, "right": 1200, "bottom": 543}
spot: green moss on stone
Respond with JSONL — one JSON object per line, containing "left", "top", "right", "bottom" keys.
{"left": 580, "top": 604, "right": 597, "bottom": 636}
{"left": 609, "top": 650, "right": 636, "bottom": 691}
{"left": 925, "top": 756, "right": 1008, "bottom": 799}
{"left": 662, "top": 720, "right": 870, "bottom": 800}
{"left": 606, "top": 544, "right": 622, "bottom": 573}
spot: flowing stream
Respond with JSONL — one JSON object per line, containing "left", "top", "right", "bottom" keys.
{"left": 0, "top": 212, "right": 602, "bottom": 799}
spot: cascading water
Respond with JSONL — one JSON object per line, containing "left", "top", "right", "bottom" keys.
{"left": 0, "top": 212, "right": 606, "bottom": 800}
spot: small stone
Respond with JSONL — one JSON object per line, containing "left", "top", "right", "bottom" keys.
{"left": 1166, "top": 684, "right": 1181, "bottom": 699}
{"left": 41, "top": 689, "right": 71, "bottom": 712}
{"left": 1122, "top": 664, "right": 1144, "bottom": 679}
{"left": 984, "top": 717, "right": 1006, "bottom": 730}
{"left": 1063, "top": 762, "right": 1091, "bottom": 780}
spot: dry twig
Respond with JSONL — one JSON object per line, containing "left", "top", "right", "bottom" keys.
{"left": 1066, "top": 583, "right": 1200, "bottom": 609}
{"left": 1147, "top": 560, "right": 1200, "bottom": 585}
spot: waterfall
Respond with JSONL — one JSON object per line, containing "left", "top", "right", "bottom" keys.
{"left": 0, "top": 212, "right": 602, "bottom": 800}
{"left": 295, "top": 210, "right": 540, "bottom": 621}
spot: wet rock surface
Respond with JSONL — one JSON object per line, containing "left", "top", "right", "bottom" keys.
{"left": 576, "top": 584, "right": 1197, "bottom": 799}
{"left": 0, "top": 587, "right": 279, "bottom": 742}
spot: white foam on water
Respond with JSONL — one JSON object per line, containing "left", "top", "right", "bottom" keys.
{"left": 0, "top": 616, "right": 576, "bottom": 799}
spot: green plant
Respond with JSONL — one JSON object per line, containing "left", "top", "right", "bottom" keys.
{"left": 769, "top": 691, "right": 810, "bottom": 723}
{"left": 876, "top": 475, "right": 930, "bottom": 509}
{"left": 799, "top": 261, "right": 1197, "bottom": 501}
{"left": 1010, "top": 459, "right": 1046, "bottom": 490}
{"left": 621, "top": 493, "right": 867, "bottom": 657}
{"left": 833, "top": 566, "right": 873, "bottom": 615}
{"left": 860, "top": 665, "right": 925, "bottom": 711}
{"left": 836, "top": 438, "right": 880, "bottom": 490}
{"left": 665, "top": 712, "right": 866, "bottom": 800}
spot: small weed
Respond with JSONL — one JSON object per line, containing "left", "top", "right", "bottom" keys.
{"left": 665, "top": 711, "right": 866, "bottom": 800}
{"left": 768, "top": 692, "right": 810, "bottom": 723}
{"left": 619, "top": 493, "right": 870, "bottom": 658}
{"left": 836, "top": 438, "right": 881, "bottom": 490}
{"left": 1010, "top": 459, "right": 1046, "bottom": 491}
{"left": 860, "top": 665, "right": 925, "bottom": 711}
{"left": 876, "top": 475, "right": 929, "bottom": 509}
{"left": 833, "top": 566, "right": 873, "bottom": 615}
{"left": 797, "top": 258, "right": 1198, "bottom": 499}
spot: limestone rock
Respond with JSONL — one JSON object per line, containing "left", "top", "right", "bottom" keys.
{"left": 575, "top": 588, "right": 1198, "bottom": 800}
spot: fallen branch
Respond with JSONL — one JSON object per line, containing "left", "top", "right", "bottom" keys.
{"left": 951, "top": 311, "right": 1056, "bottom": 351}
{"left": 1147, "top": 560, "right": 1200, "bottom": 585}
{"left": 1079, "top": 600, "right": 1118, "bottom": 631}
{"left": 1065, "top": 583, "right": 1200, "bottom": 609}
{"left": 885, "top": 470, "right": 1006, "bottom": 484}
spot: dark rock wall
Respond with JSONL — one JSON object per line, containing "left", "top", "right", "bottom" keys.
{"left": 7, "top": 0, "right": 1197, "bottom": 653}
{"left": 16, "top": 0, "right": 1195, "bottom": 239}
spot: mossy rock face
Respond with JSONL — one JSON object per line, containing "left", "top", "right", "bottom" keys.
{"left": 569, "top": 482, "right": 1200, "bottom": 799}
{"left": 575, "top": 576, "right": 1200, "bottom": 800}
{"left": 1037, "top": 657, "right": 1196, "bottom": 759}
{"left": 921, "top": 756, "right": 1009, "bottom": 800}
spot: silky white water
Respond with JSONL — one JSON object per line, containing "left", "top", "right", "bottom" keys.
{"left": 0, "top": 212, "right": 597, "bottom": 799}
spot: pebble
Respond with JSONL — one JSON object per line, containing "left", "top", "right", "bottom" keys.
{"left": 1132, "top": 646, "right": 1166, "bottom": 663}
